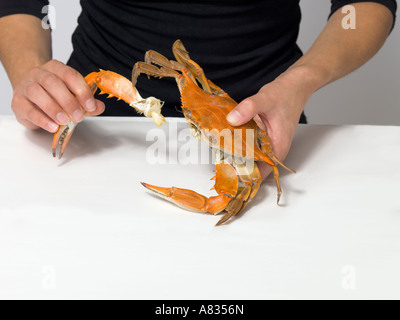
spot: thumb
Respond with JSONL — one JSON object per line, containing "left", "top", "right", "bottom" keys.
{"left": 85, "top": 100, "right": 105, "bottom": 117}
{"left": 226, "top": 97, "right": 262, "bottom": 126}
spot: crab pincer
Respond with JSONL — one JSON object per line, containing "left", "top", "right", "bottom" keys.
{"left": 52, "top": 70, "right": 166, "bottom": 159}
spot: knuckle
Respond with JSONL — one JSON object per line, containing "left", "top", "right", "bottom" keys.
{"left": 73, "top": 87, "right": 85, "bottom": 99}
{"left": 27, "top": 110, "right": 49, "bottom": 130}
{"left": 24, "top": 82, "right": 40, "bottom": 97}
{"left": 11, "top": 95, "right": 21, "bottom": 114}
{"left": 20, "top": 119, "right": 39, "bottom": 130}
{"left": 63, "top": 68, "right": 80, "bottom": 82}
{"left": 63, "top": 91, "right": 78, "bottom": 105}
{"left": 43, "top": 100, "right": 60, "bottom": 116}
{"left": 48, "top": 59, "right": 61, "bottom": 67}
{"left": 30, "top": 66, "right": 42, "bottom": 75}
{"left": 61, "top": 95, "right": 80, "bottom": 112}
{"left": 242, "top": 99, "right": 257, "bottom": 113}
{"left": 40, "top": 73, "right": 58, "bottom": 87}
{"left": 11, "top": 91, "right": 20, "bottom": 104}
{"left": 242, "top": 98, "right": 252, "bottom": 105}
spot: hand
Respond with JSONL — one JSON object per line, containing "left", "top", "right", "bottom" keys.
{"left": 11, "top": 59, "right": 105, "bottom": 132}
{"left": 226, "top": 66, "right": 316, "bottom": 180}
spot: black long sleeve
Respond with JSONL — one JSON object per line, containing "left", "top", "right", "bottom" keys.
{"left": 0, "top": 0, "right": 49, "bottom": 20}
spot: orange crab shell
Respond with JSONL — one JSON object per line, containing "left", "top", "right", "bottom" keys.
{"left": 180, "top": 71, "right": 275, "bottom": 167}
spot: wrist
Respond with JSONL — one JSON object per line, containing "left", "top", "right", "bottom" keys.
{"left": 267, "top": 65, "right": 321, "bottom": 116}
{"left": 10, "top": 54, "right": 51, "bottom": 89}
{"left": 284, "top": 61, "right": 333, "bottom": 94}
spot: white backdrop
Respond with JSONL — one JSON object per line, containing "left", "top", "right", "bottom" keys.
{"left": 0, "top": 0, "right": 399, "bottom": 125}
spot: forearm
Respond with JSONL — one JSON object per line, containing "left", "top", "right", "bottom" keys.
{"left": 0, "top": 14, "right": 52, "bottom": 88}
{"left": 287, "top": 2, "right": 394, "bottom": 95}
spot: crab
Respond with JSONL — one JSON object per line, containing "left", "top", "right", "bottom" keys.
{"left": 53, "top": 40, "right": 295, "bottom": 226}
{"left": 131, "top": 40, "right": 295, "bottom": 225}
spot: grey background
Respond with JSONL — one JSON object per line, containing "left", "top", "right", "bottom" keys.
{"left": 0, "top": 0, "right": 399, "bottom": 125}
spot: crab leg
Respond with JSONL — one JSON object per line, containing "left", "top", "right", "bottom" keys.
{"left": 131, "top": 61, "right": 192, "bottom": 95}
{"left": 141, "top": 162, "right": 238, "bottom": 225}
{"left": 257, "top": 130, "right": 296, "bottom": 204}
{"left": 141, "top": 183, "right": 233, "bottom": 215}
{"left": 172, "top": 40, "right": 212, "bottom": 94}
{"left": 131, "top": 62, "right": 181, "bottom": 87}
{"left": 144, "top": 47, "right": 198, "bottom": 86}
{"left": 206, "top": 80, "right": 230, "bottom": 98}
{"left": 52, "top": 121, "right": 78, "bottom": 159}
{"left": 138, "top": 41, "right": 213, "bottom": 95}
{"left": 52, "top": 70, "right": 165, "bottom": 159}
{"left": 145, "top": 50, "right": 187, "bottom": 74}
{"left": 142, "top": 156, "right": 261, "bottom": 226}
{"left": 216, "top": 159, "right": 262, "bottom": 225}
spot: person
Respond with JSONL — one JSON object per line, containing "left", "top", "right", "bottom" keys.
{"left": 0, "top": 0, "right": 397, "bottom": 179}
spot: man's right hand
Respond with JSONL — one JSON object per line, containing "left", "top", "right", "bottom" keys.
{"left": 11, "top": 59, "right": 105, "bottom": 132}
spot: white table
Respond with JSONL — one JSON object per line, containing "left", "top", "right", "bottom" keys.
{"left": 0, "top": 116, "right": 399, "bottom": 300}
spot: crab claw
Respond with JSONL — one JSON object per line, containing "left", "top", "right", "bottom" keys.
{"left": 52, "top": 121, "right": 78, "bottom": 159}
{"left": 52, "top": 69, "right": 167, "bottom": 159}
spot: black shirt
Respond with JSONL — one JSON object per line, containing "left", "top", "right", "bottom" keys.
{"left": 0, "top": 0, "right": 397, "bottom": 122}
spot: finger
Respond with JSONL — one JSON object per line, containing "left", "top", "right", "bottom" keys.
{"left": 227, "top": 94, "right": 266, "bottom": 126}
{"left": 85, "top": 100, "right": 105, "bottom": 117}
{"left": 17, "top": 99, "right": 59, "bottom": 133}
{"left": 18, "top": 118, "right": 40, "bottom": 130}
{"left": 36, "top": 69, "right": 85, "bottom": 122}
{"left": 257, "top": 161, "right": 273, "bottom": 181}
{"left": 22, "top": 81, "right": 70, "bottom": 126}
{"left": 44, "top": 60, "right": 97, "bottom": 113}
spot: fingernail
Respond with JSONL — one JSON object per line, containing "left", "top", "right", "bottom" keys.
{"left": 48, "top": 121, "right": 59, "bottom": 132}
{"left": 85, "top": 99, "right": 96, "bottom": 112}
{"left": 227, "top": 110, "right": 241, "bottom": 125}
{"left": 73, "top": 109, "right": 84, "bottom": 122}
{"left": 56, "top": 112, "right": 69, "bottom": 125}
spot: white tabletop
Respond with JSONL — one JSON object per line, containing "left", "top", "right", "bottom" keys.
{"left": 0, "top": 116, "right": 399, "bottom": 300}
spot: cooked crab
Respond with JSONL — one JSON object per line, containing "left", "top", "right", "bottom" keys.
{"left": 132, "top": 40, "right": 295, "bottom": 225}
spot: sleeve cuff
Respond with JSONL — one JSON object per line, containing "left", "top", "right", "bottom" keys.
{"left": 329, "top": 0, "right": 397, "bottom": 31}
{"left": 0, "top": 0, "right": 49, "bottom": 21}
